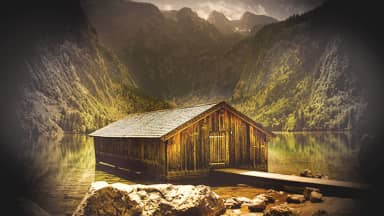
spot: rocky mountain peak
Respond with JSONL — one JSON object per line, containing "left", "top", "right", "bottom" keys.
{"left": 178, "top": 7, "right": 198, "bottom": 18}
{"left": 208, "top": 10, "right": 229, "bottom": 22}
{"left": 207, "top": 10, "right": 234, "bottom": 34}
{"left": 241, "top": 11, "right": 257, "bottom": 20}
{"left": 207, "top": 10, "right": 277, "bottom": 35}
{"left": 239, "top": 11, "right": 277, "bottom": 26}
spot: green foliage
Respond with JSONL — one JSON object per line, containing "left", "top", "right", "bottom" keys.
{"left": 228, "top": 13, "right": 367, "bottom": 131}
{"left": 20, "top": 26, "right": 169, "bottom": 137}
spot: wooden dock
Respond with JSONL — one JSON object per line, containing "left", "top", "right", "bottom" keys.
{"left": 211, "top": 168, "right": 369, "bottom": 197}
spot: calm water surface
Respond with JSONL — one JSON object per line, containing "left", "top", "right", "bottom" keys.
{"left": 268, "top": 132, "right": 362, "bottom": 181}
{"left": 25, "top": 132, "right": 362, "bottom": 215}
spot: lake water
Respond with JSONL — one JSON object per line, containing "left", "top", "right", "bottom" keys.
{"left": 25, "top": 132, "right": 362, "bottom": 215}
{"left": 269, "top": 132, "right": 362, "bottom": 182}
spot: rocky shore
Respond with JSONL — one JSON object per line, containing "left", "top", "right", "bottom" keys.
{"left": 73, "top": 182, "right": 360, "bottom": 216}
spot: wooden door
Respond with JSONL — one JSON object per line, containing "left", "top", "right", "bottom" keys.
{"left": 209, "top": 131, "right": 229, "bottom": 167}
{"left": 250, "top": 127, "right": 268, "bottom": 171}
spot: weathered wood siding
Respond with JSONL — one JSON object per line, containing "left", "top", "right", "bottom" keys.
{"left": 166, "top": 118, "right": 210, "bottom": 178}
{"left": 249, "top": 127, "right": 268, "bottom": 171}
{"left": 94, "top": 137, "right": 166, "bottom": 178}
{"left": 166, "top": 107, "right": 268, "bottom": 178}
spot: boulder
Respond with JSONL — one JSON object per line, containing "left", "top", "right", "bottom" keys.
{"left": 245, "top": 199, "right": 266, "bottom": 212}
{"left": 235, "top": 196, "right": 253, "bottom": 204}
{"left": 310, "top": 191, "right": 323, "bottom": 203}
{"left": 300, "top": 169, "right": 328, "bottom": 179}
{"left": 303, "top": 187, "right": 321, "bottom": 200}
{"left": 286, "top": 194, "right": 305, "bottom": 203}
{"left": 254, "top": 193, "right": 275, "bottom": 203}
{"left": 73, "top": 181, "right": 225, "bottom": 216}
{"left": 264, "top": 204, "right": 294, "bottom": 216}
{"left": 224, "top": 196, "right": 252, "bottom": 209}
{"left": 300, "top": 169, "right": 314, "bottom": 178}
{"left": 224, "top": 198, "right": 241, "bottom": 209}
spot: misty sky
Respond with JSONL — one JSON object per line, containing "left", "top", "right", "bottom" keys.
{"left": 133, "top": 0, "right": 325, "bottom": 20}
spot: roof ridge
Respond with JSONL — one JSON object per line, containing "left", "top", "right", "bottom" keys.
{"left": 177, "top": 101, "right": 222, "bottom": 109}
{"left": 125, "top": 101, "right": 222, "bottom": 117}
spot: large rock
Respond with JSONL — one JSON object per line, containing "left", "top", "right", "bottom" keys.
{"left": 245, "top": 199, "right": 266, "bottom": 212}
{"left": 310, "top": 191, "right": 323, "bottom": 203}
{"left": 73, "top": 181, "right": 225, "bottom": 216}
{"left": 253, "top": 193, "right": 275, "bottom": 204}
{"left": 300, "top": 169, "right": 314, "bottom": 178}
{"left": 286, "top": 194, "right": 305, "bottom": 203}
{"left": 224, "top": 197, "right": 252, "bottom": 209}
{"left": 300, "top": 169, "right": 328, "bottom": 179}
{"left": 264, "top": 204, "right": 294, "bottom": 216}
{"left": 303, "top": 187, "right": 321, "bottom": 200}
{"left": 224, "top": 198, "right": 241, "bottom": 209}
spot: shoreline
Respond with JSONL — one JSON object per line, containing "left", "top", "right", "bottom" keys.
{"left": 211, "top": 184, "right": 360, "bottom": 216}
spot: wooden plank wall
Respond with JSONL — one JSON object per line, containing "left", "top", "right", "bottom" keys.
{"left": 209, "top": 109, "right": 228, "bottom": 166}
{"left": 166, "top": 108, "right": 268, "bottom": 177}
{"left": 94, "top": 137, "right": 166, "bottom": 177}
{"left": 228, "top": 113, "right": 249, "bottom": 167}
{"left": 166, "top": 118, "right": 210, "bottom": 177}
{"left": 249, "top": 127, "right": 268, "bottom": 171}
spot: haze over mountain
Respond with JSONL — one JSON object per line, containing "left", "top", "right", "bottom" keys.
{"left": 207, "top": 10, "right": 277, "bottom": 35}
{"left": 134, "top": 0, "right": 325, "bottom": 20}
{"left": 82, "top": 0, "right": 242, "bottom": 99}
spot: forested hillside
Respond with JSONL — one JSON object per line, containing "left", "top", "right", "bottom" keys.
{"left": 227, "top": 2, "right": 369, "bottom": 131}
{"left": 4, "top": 0, "right": 168, "bottom": 139}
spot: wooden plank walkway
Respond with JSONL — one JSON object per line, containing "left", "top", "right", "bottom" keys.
{"left": 212, "top": 168, "right": 369, "bottom": 197}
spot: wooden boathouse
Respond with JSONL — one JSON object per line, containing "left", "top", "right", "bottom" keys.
{"left": 90, "top": 101, "right": 275, "bottom": 180}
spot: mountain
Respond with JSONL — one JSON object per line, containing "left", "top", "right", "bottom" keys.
{"left": 81, "top": 0, "right": 379, "bottom": 132}
{"left": 235, "top": 12, "right": 278, "bottom": 34}
{"left": 82, "top": 0, "right": 242, "bottom": 99}
{"left": 225, "top": 1, "right": 377, "bottom": 131}
{"left": 207, "top": 11, "right": 234, "bottom": 34}
{"left": 256, "top": 0, "right": 325, "bottom": 20}
{"left": 1, "top": 0, "right": 168, "bottom": 139}
{"left": 207, "top": 11, "right": 277, "bottom": 35}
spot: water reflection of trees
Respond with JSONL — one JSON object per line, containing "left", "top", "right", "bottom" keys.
{"left": 268, "top": 132, "right": 361, "bottom": 181}
{"left": 20, "top": 135, "right": 95, "bottom": 215}
{"left": 20, "top": 135, "right": 138, "bottom": 214}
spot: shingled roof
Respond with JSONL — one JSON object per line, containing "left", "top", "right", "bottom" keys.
{"left": 89, "top": 101, "right": 274, "bottom": 138}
